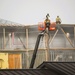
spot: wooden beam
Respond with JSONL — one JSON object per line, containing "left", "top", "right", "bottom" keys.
{"left": 45, "top": 33, "right": 48, "bottom": 61}
{"left": 45, "top": 32, "right": 50, "bottom": 61}
{"left": 26, "top": 28, "right": 28, "bottom": 50}
{"left": 60, "top": 27, "right": 74, "bottom": 48}
{"left": 3, "top": 28, "right": 6, "bottom": 49}
{"left": 17, "top": 36, "right": 26, "bottom": 49}
{"left": 0, "top": 48, "right": 75, "bottom": 53}
{"left": 9, "top": 33, "right": 12, "bottom": 49}
{"left": 26, "top": 28, "right": 29, "bottom": 68}
{"left": 49, "top": 29, "right": 58, "bottom": 45}
{"left": 74, "top": 26, "right": 75, "bottom": 47}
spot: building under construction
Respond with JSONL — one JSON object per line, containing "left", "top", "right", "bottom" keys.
{"left": 0, "top": 18, "right": 75, "bottom": 74}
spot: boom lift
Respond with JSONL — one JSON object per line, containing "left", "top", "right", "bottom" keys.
{"left": 30, "top": 14, "right": 56, "bottom": 68}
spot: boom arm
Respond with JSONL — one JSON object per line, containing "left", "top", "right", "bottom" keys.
{"left": 29, "top": 31, "right": 45, "bottom": 68}
{"left": 30, "top": 14, "right": 51, "bottom": 68}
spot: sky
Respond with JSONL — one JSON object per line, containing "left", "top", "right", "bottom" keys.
{"left": 0, "top": 0, "right": 75, "bottom": 25}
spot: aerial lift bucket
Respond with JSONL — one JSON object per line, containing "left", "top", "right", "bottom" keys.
{"left": 38, "top": 22, "right": 45, "bottom": 31}
{"left": 38, "top": 22, "right": 56, "bottom": 31}
{"left": 49, "top": 22, "right": 56, "bottom": 31}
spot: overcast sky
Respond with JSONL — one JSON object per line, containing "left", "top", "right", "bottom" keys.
{"left": 0, "top": 0, "right": 75, "bottom": 25}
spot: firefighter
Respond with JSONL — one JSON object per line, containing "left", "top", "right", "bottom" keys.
{"left": 44, "top": 14, "right": 50, "bottom": 29}
{"left": 56, "top": 16, "right": 61, "bottom": 24}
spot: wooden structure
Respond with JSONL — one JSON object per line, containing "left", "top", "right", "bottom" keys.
{"left": 0, "top": 23, "right": 75, "bottom": 50}
{"left": 0, "top": 21, "right": 75, "bottom": 68}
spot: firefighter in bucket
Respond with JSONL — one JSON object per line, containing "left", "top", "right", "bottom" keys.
{"left": 44, "top": 13, "right": 50, "bottom": 30}
{"left": 38, "top": 14, "right": 56, "bottom": 31}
